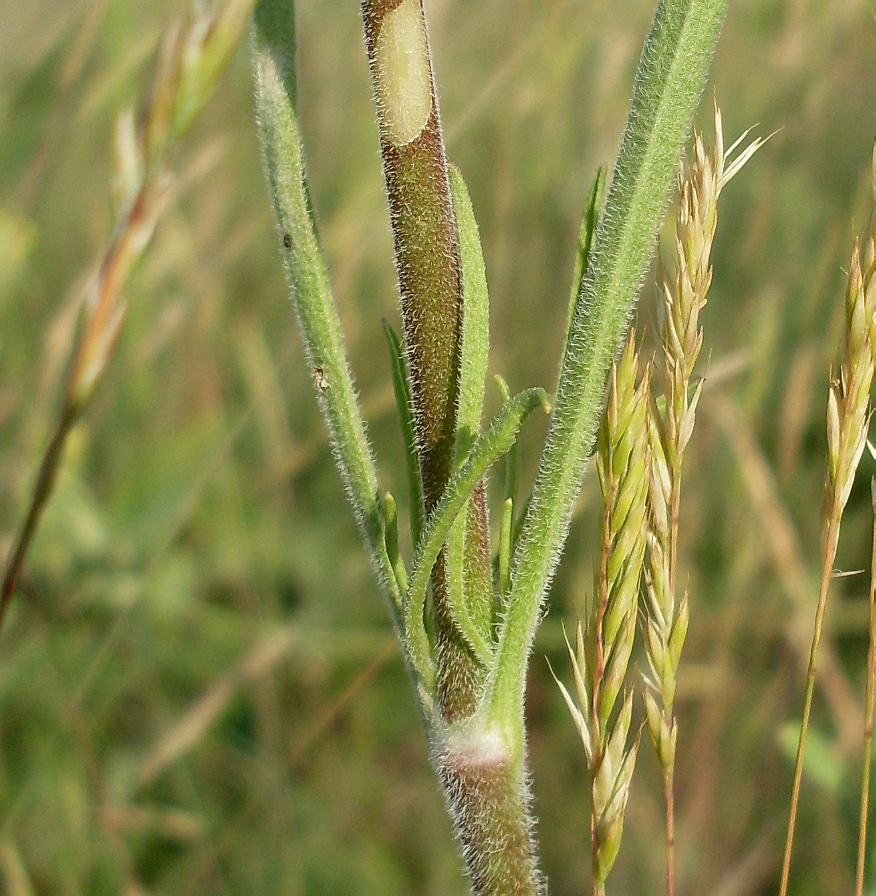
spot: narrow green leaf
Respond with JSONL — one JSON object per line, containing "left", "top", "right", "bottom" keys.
{"left": 439, "top": 165, "right": 494, "bottom": 667}
{"left": 495, "top": 376, "right": 520, "bottom": 510}
{"left": 498, "top": 497, "right": 513, "bottom": 601}
{"left": 562, "top": 166, "right": 606, "bottom": 367}
{"left": 449, "top": 164, "right": 490, "bottom": 465}
{"left": 251, "top": 0, "right": 400, "bottom": 612}
{"left": 444, "top": 508, "right": 494, "bottom": 666}
{"left": 382, "top": 491, "right": 408, "bottom": 599}
{"left": 485, "top": 376, "right": 520, "bottom": 615}
{"left": 405, "top": 388, "right": 551, "bottom": 690}
{"left": 487, "top": 0, "right": 730, "bottom": 753}
{"left": 383, "top": 321, "right": 425, "bottom": 547}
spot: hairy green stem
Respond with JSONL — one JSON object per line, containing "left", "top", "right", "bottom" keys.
{"left": 361, "top": 0, "right": 494, "bottom": 721}
{"left": 360, "top": 0, "right": 460, "bottom": 510}
{"left": 487, "top": 0, "right": 729, "bottom": 753}
{"left": 434, "top": 721, "right": 545, "bottom": 896}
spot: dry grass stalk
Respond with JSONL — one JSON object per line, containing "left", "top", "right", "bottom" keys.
{"left": 855, "top": 162, "right": 876, "bottom": 896}
{"left": 644, "top": 107, "right": 763, "bottom": 896}
{"left": 781, "top": 154, "right": 876, "bottom": 896}
{"left": 0, "top": 0, "right": 256, "bottom": 627}
{"left": 856, "top": 479, "right": 876, "bottom": 896}
{"left": 554, "top": 334, "right": 649, "bottom": 894}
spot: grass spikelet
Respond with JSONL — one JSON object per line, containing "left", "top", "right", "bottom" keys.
{"left": 553, "top": 333, "right": 649, "bottom": 894}
{"left": 780, "top": 152, "right": 876, "bottom": 896}
{"left": 644, "top": 106, "right": 762, "bottom": 896}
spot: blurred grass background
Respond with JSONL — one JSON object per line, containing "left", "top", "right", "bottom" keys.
{"left": 1, "top": 0, "right": 875, "bottom": 893}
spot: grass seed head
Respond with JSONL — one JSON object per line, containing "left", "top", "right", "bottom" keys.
{"left": 592, "top": 692, "right": 639, "bottom": 884}
{"left": 555, "top": 332, "right": 650, "bottom": 886}
{"left": 828, "top": 234, "right": 876, "bottom": 513}
{"left": 644, "top": 107, "right": 762, "bottom": 779}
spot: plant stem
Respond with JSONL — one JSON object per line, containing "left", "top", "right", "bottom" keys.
{"left": 665, "top": 769, "right": 676, "bottom": 896}
{"left": 360, "top": 0, "right": 492, "bottom": 721}
{"left": 257, "top": 2, "right": 549, "bottom": 891}
{"left": 778, "top": 516, "right": 838, "bottom": 896}
{"left": 0, "top": 407, "right": 76, "bottom": 627}
{"left": 435, "top": 733, "right": 545, "bottom": 896}
{"left": 855, "top": 481, "right": 876, "bottom": 896}
{"left": 359, "top": 0, "right": 459, "bottom": 508}
{"left": 781, "top": 206, "right": 875, "bottom": 896}
{"left": 664, "top": 473, "right": 681, "bottom": 896}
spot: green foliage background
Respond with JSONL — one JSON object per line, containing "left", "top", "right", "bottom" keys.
{"left": 1, "top": 1, "right": 875, "bottom": 893}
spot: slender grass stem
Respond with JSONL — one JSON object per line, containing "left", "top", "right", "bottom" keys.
{"left": 778, "top": 517, "right": 839, "bottom": 896}
{"left": 780, "top": 201, "right": 875, "bottom": 896}
{"left": 0, "top": 407, "right": 76, "bottom": 627}
{"left": 665, "top": 475, "right": 681, "bottom": 896}
{"left": 665, "top": 771, "right": 676, "bottom": 896}
{"left": 855, "top": 480, "right": 876, "bottom": 896}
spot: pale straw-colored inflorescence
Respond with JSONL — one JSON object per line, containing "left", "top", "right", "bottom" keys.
{"left": 554, "top": 334, "right": 650, "bottom": 888}
{"left": 827, "top": 171, "right": 876, "bottom": 518}
{"left": 644, "top": 108, "right": 764, "bottom": 775}
{"left": 1, "top": 0, "right": 257, "bottom": 621}
{"left": 779, "top": 149, "right": 876, "bottom": 896}
{"left": 642, "top": 410, "right": 687, "bottom": 774}
{"left": 69, "top": 0, "right": 257, "bottom": 415}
